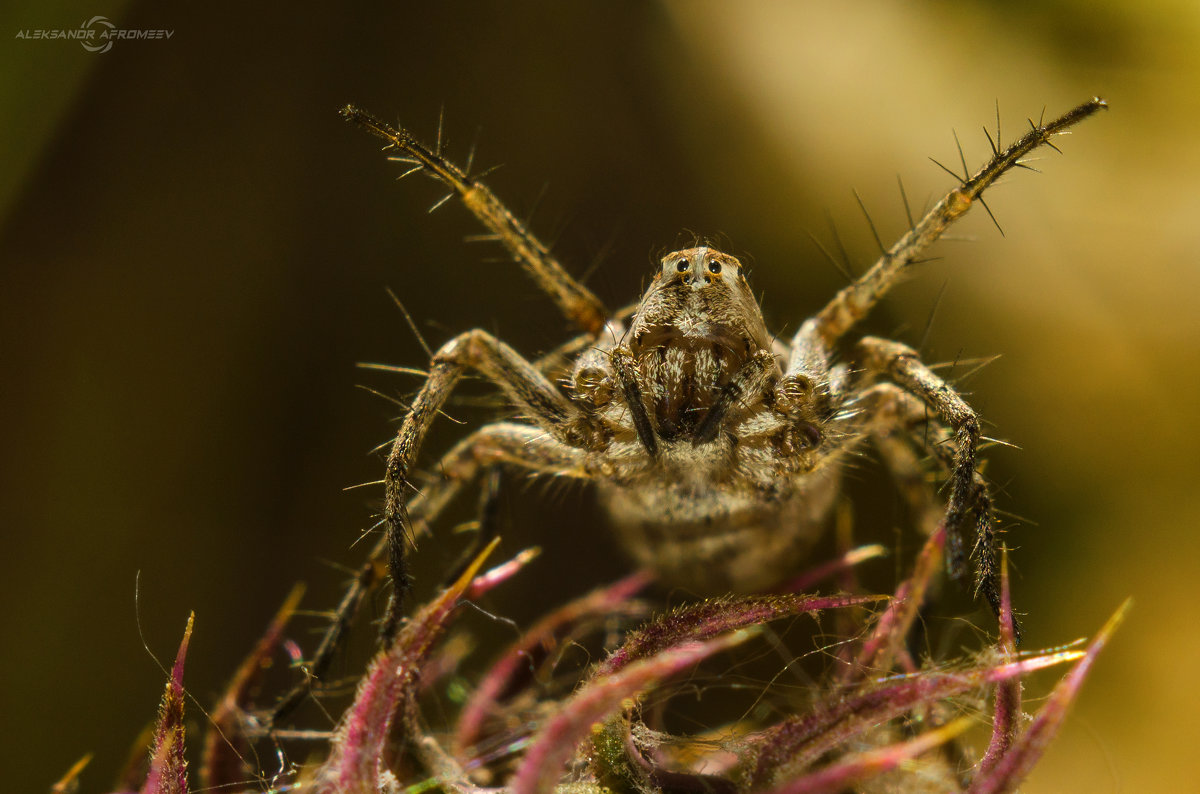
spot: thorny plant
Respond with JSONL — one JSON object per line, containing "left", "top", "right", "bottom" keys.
{"left": 62, "top": 99, "right": 1127, "bottom": 794}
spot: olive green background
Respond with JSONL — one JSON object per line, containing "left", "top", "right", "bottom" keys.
{"left": 2, "top": 2, "right": 1196, "bottom": 791}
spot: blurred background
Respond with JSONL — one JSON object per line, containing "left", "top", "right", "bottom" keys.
{"left": 2, "top": 1, "right": 1196, "bottom": 791}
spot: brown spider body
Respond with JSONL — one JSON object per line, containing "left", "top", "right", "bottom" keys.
{"left": 575, "top": 246, "right": 841, "bottom": 593}
{"left": 599, "top": 458, "right": 841, "bottom": 594}
{"left": 276, "top": 99, "right": 1104, "bottom": 695}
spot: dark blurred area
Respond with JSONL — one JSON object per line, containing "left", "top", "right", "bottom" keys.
{"left": 2, "top": 2, "right": 1196, "bottom": 791}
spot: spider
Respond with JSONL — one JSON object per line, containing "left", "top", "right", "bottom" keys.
{"left": 270, "top": 98, "right": 1104, "bottom": 722}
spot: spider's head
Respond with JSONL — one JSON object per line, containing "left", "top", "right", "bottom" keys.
{"left": 628, "top": 247, "right": 772, "bottom": 358}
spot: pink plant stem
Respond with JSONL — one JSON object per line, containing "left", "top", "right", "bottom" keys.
{"left": 455, "top": 570, "right": 652, "bottom": 756}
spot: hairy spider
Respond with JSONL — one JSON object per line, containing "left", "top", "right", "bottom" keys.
{"left": 271, "top": 98, "right": 1103, "bottom": 721}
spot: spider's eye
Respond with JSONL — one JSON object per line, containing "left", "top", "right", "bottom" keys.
{"left": 708, "top": 261, "right": 722, "bottom": 275}
{"left": 676, "top": 259, "right": 689, "bottom": 272}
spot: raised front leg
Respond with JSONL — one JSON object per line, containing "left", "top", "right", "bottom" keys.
{"left": 810, "top": 99, "right": 1106, "bottom": 349}
{"left": 341, "top": 105, "right": 609, "bottom": 335}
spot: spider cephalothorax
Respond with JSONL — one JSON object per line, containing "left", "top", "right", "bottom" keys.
{"left": 581, "top": 246, "right": 840, "bottom": 592}
{"left": 270, "top": 99, "right": 1105, "bottom": 719}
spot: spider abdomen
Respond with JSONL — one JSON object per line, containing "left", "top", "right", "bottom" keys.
{"left": 599, "top": 465, "right": 840, "bottom": 594}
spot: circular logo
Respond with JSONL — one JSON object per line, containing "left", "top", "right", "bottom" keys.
{"left": 80, "top": 15, "right": 114, "bottom": 53}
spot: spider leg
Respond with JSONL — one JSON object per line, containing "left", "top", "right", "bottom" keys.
{"left": 856, "top": 340, "right": 1006, "bottom": 634}
{"left": 782, "top": 318, "right": 836, "bottom": 421}
{"left": 860, "top": 382, "right": 993, "bottom": 546}
{"left": 537, "top": 317, "right": 630, "bottom": 408}
{"left": 866, "top": 397, "right": 944, "bottom": 538}
{"left": 268, "top": 553, "right": 382, "bottom": 726}
{"left": 383, "top": 330, "right": 593, "bottom": 639}
{"left": 342, "top": 105, "right": 609, "bottom": 335}
{"left": 810, "top": 98, "right": 1105, "bottom": 349}
{"left": 270, "top": 421, "right": 585, "bottom": 725}
{"left": 442, "top": 466, "right": 505, "bottom": 586}
{"left": 786, "top": 318, "right": 831, "bottom": 385}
